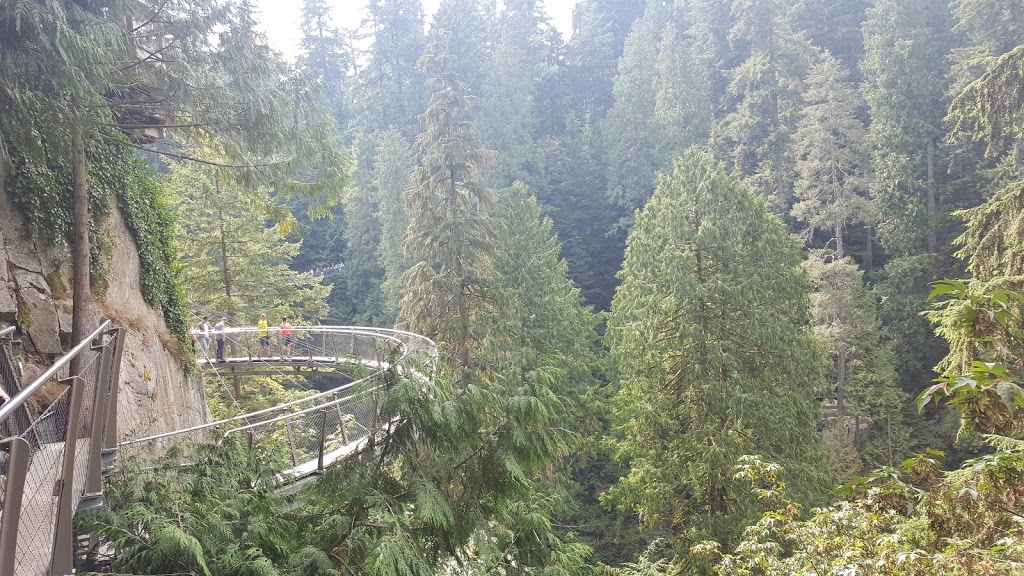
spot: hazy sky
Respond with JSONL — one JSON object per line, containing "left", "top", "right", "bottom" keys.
{"left": 254, "top": 0, "right": 580, "bottom": 61}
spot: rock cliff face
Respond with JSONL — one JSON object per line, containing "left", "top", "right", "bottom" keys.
{"left": 0, "top": 188, "right": 208, "bottom": 440}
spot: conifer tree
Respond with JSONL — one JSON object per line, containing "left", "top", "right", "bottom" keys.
{"left": 476, "top": 0, "right": 549, "bottom": 190}
{"left": 606, "top": 148, "right": 832, "bottom": 550}
{"left": 539, "top": 115, "right": 625, "bottom": 310}
{"left": 805, "top": 257, "right": 911, "bottom": 469}
{"left": 653, "top": 21, "right": 714, "bottom": 167}
{"left": 432, "top": 0, "right": 493, "bottom": 96}
{"left": 562, "top": 2, "right": 619, "bottom": 118}
{"left": 861, "top": 0, "right": 953, "bottom": 257}
{"left": 167, "top": 157, "right": 329, "bottom": 324}
{"left": 401, "top": 32, "right": 497, "bottom": 368}
{"left": 300, "top": 0, "right": 355, "bottom": 125}
{"left": 713, "top": 0, "right": 812, "bottom": 207}
{"left": 602, "top": 1, "right": 667, "bottom": 213}
{"left": 862, "top": 0, "right": 957, "bottom": 412}
{"left": 341, "top": 178, "right": 387, "bottom": 326}
{"left": 300, "top": 0, "right": 353, "bottom": 86}
{"left": 371, "top": 129, "right": 415, "bottom": 322}
{"left": 603, "top": 2, "right": 713, "bottom": 215}
{"left": 791, "top": 51, "right": 872, "bottom": 257}
{"left": 354, "top": 0, "right": 429, "bottom": 137}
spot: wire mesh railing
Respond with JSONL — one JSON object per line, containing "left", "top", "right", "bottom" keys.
{"left": 119, "top": 326, "right": 436, "bottom": 481}
{"left": 0, "top": 327, "right": 32, "bottom": 442}
{"left": 0, "top": 321, "right": 127, "bottom": 576}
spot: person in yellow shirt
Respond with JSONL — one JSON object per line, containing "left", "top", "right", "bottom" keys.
{"left": 258, "top": 313, "right": 270, "bottom": 358}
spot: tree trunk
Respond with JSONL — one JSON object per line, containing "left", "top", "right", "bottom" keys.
{"left": 216, "top": 177, "right": 234, "bottom": 316}
{"left": 836, "top": 222, "right": 844, "bottom": 259}
{"left": 926, "top": 139, "right": 937, "bottom": 254}
{"left": 70, "top": 100, "right": 91, "bottom": 372}
{"left": 836, "top": 340, "right": 847, "bottom": 415}
{"left": 865, "top": 224, "right": 874, "bottom": 273}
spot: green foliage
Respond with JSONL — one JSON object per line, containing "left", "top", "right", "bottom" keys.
{"left": 791, "top": 51, "right": 872, "bottom": 256}
{"left": 693, "top": 450, "right": 1024, "bottom": 576}
{"left": 806, "top": 257, "right": 913, "bottom": 469}
{"left": 80, "top": 438, "right": 327, "bottom": 576}
{"left": 606, "top": 148, "right": 833, "bottom": 553}
{"left": 949, "top": 44, "right": 1024, "bottom": 154}
{"left": 860, "top": 0, "right": 953, "bottom": 256}
{"left": 603, "top": 2, "right": 712, "bottom": 214}
{"left": 116, "top": 151, "right": 191, "bottom": 349}
{"left": 166, "top": 148, "right": 330, "bottom": 325}
{"left": 370, "top": 129, "right": 414, "bottom": 323}
{"left": 400, "top": 32, "right": 497, "bottom": 366}
{"left": 713, "top": 0, "right": 812, "bottom": 206}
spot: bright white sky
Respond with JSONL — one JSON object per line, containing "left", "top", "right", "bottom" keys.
{"left": 254, "top": 0, "right": 579, "bottom": 62}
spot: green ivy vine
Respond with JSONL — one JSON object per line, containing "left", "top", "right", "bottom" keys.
{"left": 3, "top": 128, "right": 191, "bottom": 353}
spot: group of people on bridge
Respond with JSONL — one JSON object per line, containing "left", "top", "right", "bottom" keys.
{"left": 191, "top": 314, "right": 294, "bottom": 362}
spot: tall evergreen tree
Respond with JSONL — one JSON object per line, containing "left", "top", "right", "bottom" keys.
{"left": 603, "top": 2, "right": 713, "bottom": 215}
{"left": 167, "top": 156, "right": 329, "bottom": 323}
{"left": 805, "top": 257, "right": 911, "bottom": 469}
{"left": 791, "top": 51, "right": 872, "bottom": 257}
{"left": 861, "top": 0, "right": 958, "bottom": 414}
{"left": 539, "top": 115, "right": 625, "bottom": 310}
{"left": 476, "top": 0, "right": 546, "bottom": 190}
{"left": 791, "top": 0, "right": 869, "bottom": 71}
{"left": 713, "top": 0, "right": 812, "bottom": 208}
{"left": 300, "top": 0, "right": 353, "bottom": 85}
{"left": 602, "top": 1, "right": 667, "bottom": 213}
{"left": 371, "top": 129, "right": 415, "bottom": 322}
{"left": 861, "top": 0, "right": 954, "bottom": 257}
{"left": 401, "top": 33, "right": 497, "bottom": 368}
{"left": 605, "top": 148, "right": 832, "bottom": 552}
{"left": 354, "top": 0, "right": 429, "bottom": 137}
{"left": 432, "top": 0, "right": 493, "bottom": 96}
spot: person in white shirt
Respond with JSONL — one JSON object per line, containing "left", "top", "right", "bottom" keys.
{"left": 197, "top": 316, "right": 211, "bottom": 358}
{"left": 214, "top": 318, "right": 227, "bottom": 362}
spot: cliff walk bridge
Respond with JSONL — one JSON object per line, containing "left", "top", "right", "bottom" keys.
{"left": 0, "top": 320, "right": 436, "bottom": 576}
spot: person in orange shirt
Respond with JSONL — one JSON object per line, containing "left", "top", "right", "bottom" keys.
{"left": 280, "top": 316, "right": 293, "bottom": 358}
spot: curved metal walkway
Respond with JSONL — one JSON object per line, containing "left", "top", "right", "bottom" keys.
{"left": 0, "top": 321, "right": 435, "bottom": 575}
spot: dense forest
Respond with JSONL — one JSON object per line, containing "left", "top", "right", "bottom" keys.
{"left": 4, "top": 0, "right": 1024, "bottom": 574}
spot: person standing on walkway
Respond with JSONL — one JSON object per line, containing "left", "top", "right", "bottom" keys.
{"left": 280, "top": 316, "right": 293, "bottom": 358}
{"left": 214, "top": 317, "right": 227, "bottom": 362}
{"left": 258, "top": 313, "right": 270, "bottom": 358}
{"left": 197, "top": 316, "right": 211, "bottom": 358}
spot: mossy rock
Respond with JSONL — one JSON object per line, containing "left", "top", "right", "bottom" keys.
{"left": 16, "top": 300, "right": 32, "bottom": 328}
{"left": 43, "top": 269, "right": 69, "bottom": 300}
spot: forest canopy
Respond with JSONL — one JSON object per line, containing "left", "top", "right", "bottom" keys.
{"left": 4, "top": 0, "right": 1024, "bottom": 575}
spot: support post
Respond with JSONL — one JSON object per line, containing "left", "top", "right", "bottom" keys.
{"left": 82, "top": 333, "right": 114, "bottom": 506}
{"left": 51, "top": 374, "right": 85, "bottom": 576}
{"left": 285, "top": 420, "right": 298, "bottom": 467}
{"left": 371, "top": 392, "right": 380, "bottom": 430}
{"left": 337, "top": 402, "right": 349, "bottom": 445}
{"left": 0, "top": 437, "right": 31, "bottom": 575}
{"left": 317, "top": 410, "right": 327, "bottom": 472}
{"left": 102, "top": 328, "right": 126, "bottom": 467}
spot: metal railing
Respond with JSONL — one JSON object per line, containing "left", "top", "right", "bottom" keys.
{"left": 0, "top": 326, "right": 31, "bottom": 440}
{"left": 0, "top": 321, "right": 433, "bottom": 575}
{"left": 120, "top": 326, "right": 436, "bottom": 480}
{"left": 0, "top": 321, "right": 127, "bottom": 576}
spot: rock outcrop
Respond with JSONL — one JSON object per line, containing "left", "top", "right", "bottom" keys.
{"left": 0, "top": 187, "right": 208, "bottom": 440}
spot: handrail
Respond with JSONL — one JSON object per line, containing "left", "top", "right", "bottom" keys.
{"left": 225, "top": 384, "right": 379, "bottom": 435}
{"left": 0, "top": 319, "right": 111, "bottom": 424}
{"left": 119, "top": 326, "right": 423, "bottom": 449}
{"left": 119, "top": 357, "right": 389, "bottom": 447}
{"left": 0, "top": 325, "right": 16, "bottom": 339}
